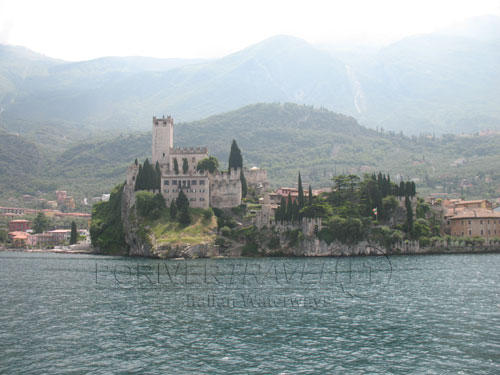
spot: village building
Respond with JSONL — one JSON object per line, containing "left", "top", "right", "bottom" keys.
{"left": 449, "top": 208, "right": 500, "bottom": 239}
{"left": 8, "top": 219, "right": 31, "bottom": 232}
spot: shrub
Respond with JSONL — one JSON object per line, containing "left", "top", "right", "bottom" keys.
{"left": 268, "top": 236, "right": 280, "bottom": 249}
{"left": 242, "top": 243, "right": 259, "bottom": 257}
{"left": 419, "top": 237, "right": 431, "bottom": 247}
{"left": 202, "top": 208, "right": 214, "bottom": 220}
{"left": 220, "top": 226, "right": 232, "bottom": 237}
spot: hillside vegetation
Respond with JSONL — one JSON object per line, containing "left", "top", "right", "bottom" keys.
{"left": 2, "top": 103, "right": 498, "bottom": 204}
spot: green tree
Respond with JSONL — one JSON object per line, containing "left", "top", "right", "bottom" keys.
{"left": 182, "top": 158, "right": 189, "bottom": 174}
{"left": 228, "top": 139, "right": 243, "bottom": 171}
{"left": 405, "top": 195, "right": 414, "bottom": 234}
{"left": 178, "top": 206, "right": 191, "bottom": 225}
{"left": 196, "top": 156, "right": 219, "bottom": 174}
{"left": 413, "top": 218, "right": 431, "bottom": 239}
{"left": 70, "top": 221, "right": 77, "bottom": 245}
{"left": 176, "top": 190, "right": 189, "bottom": 211}
{"left": 135, "top": 164, "right": 143, "bottom": 191}
{"left": 286, "top": 193, "right": 293, "bottom": 221}
{"left": 297, "top": 172, "right": 305, "bottom": 208}
{"left": 33, "top": 212, "right": 49, "bottom": 234}
{"left": 155, "top": 161, "right": 161, "bottom": 190}
{"left": 308, "top": 185, "right": 313, "bottom": 206}
{"left": 173, "top": 158, "right": 179, "bottom": 174}
{"left": 136, "top": 191, "right": 165, "bottom": 219}
{"left": 170, "top": 199, "right": 177, "bottom": 219}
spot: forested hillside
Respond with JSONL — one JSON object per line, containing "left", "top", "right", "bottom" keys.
{"left": 1, "top": 103, "right": 498, "bottom": 204}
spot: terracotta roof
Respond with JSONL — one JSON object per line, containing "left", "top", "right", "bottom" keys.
{"left": 455, "top": 199, "right": 489, "bottom": 205}
{"left": 9, "top": 219, "right": 30, "bottom": 223}
{"left": 449, "top": 209, "right": 500, "bottom": 220}
{"left": 8, "top": 231, "right": 29, "bottom": 239}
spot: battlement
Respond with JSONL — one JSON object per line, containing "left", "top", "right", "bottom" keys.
{"left": 126, "top": 163, "right": 139, "bottom": 186}
{"left": 212, "top": 168, "right": 241, "bottom": 182}
{"left": 153, "top": 115, "right": 173, "bottom": 127}
{"left": 171, "top": 147, "right": 208, "bottom": 155}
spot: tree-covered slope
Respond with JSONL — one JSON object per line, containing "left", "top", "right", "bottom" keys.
{"left": 4, "top": 103, "right": 496, "bottom": 204}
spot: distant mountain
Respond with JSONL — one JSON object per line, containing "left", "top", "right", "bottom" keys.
{"left": 0, "top": 15, "right": 500, "bottom": 137}
{"left": 355, "top": 16, "right": 500, "bottom": 133}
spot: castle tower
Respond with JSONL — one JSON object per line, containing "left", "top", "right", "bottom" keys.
{"left": 152, "top": 116, "right": 174, "bottom": 167}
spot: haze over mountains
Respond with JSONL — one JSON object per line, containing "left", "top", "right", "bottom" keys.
{"left": 1, "top": 15, "right": 499, "bottom": 138}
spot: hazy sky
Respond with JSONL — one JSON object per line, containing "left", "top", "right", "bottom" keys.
{"left": 1, "top": 0, "right": 499, "bottom": 61}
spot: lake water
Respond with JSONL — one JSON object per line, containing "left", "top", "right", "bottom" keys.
{"left": 0, "top": 251, "right": 499, "bottom": 374}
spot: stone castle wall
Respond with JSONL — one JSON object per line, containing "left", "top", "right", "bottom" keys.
{"left": 244, "top": 168, "right": 268, "bottom": 185}
{"left": 210, "top": 168, "right": 242, "bottom": 208}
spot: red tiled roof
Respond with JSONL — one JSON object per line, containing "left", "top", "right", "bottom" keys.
{"left": 449, "top": 209, "right": 500, "bottom": 220}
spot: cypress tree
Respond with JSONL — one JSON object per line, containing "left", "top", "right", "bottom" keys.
{"left": 173, "top": 158, "right": 179, "bottom": 174}
{"left": 278, "top": 196, "right": 287, "bottom": 223}
{"left": 176, "top": 190, "right": 189, "bottom": 211}
{"left": 135, "top": 164, "right": 143, "bottom": 191}
{"left": 170, "top": 199, "right": 177, "bottom": 219}
{"left": 134, "top": 158, "right": 138, "bottom": 166}
{"left": 405, "top": 195, "right": 414, "bottom": 234}
{"left": 297, "top": 172, "right": 305, "bottom": 208}
{"left": 405, "top": 181, "right": 412, "bottom": 199}
{"left": 70, "top": 221, "right": 77, "bottom": 245}
{"left": 182, "top": 158, "right": 189, "bottom": 174}
{"left": 411, "top": 181, "right": 416, "bottom": 198}
{"left": 178, "top": 205, "right": 191, "bottom": 225}
{"left": 292, "top": 199, "right": 299, "bottom": 222}
{"left": 228, "top": 140, "right": 243, "bottom": 172}
{"left": 286, "top": 193, "right": 293, "bottom": 221}
{"left": 155, "top": 161, "right": 161, "bottom": 191}
{"left": 308, "top": 185, "right": 313, "bottom": 206}
{"left": 399, "top": 181, "right": 405, "bottom": 197}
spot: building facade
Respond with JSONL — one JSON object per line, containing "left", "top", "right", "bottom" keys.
{"left": 449, "top": 209, "right": 500, "bottom": 239}
{"left": 128, "top": 116, "right": 243, "bottom": 209}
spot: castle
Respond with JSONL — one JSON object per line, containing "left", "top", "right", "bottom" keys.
{"left": 127, "top": 116, "right": 243, "bottom": 209}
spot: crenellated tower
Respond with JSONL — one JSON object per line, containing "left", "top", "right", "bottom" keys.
{"left": 152, "top": 116, "right": 174, "bottom": 167}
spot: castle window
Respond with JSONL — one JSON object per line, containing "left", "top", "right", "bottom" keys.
{"left": 199, "top": 189, "right": 205, "bottom": 193}
{"left": 480, "top": 220, "right": 483, "bottom": 225}
{"left": 200, "top": 198, "right": 205, "bottom": 201}
{"left": 469, "top": 230, "right": 472, "bottom": 236}
{"left": 488, "top": 220, "right": 490, "bottom": 224}
{"left": 164, "top": 180, "right": 169, "bottom": 185}
{"left": 199, "top": 180, "right": 205, "bottom": 185}
{"left": 163, "top": 153, "right": 165, "bottom": 157}
{"left": 189, "top": 198, "right": 196, "bottom": 201}
{"left": 182, "top": 181, "right": 187, "bottom": 187}
{"left": 481, "top": 230, "right": 483, "bottom": 235}
{"left": 164, "top": 189, "right": 169, "bottom": 193}
{"left": 192, "top": 157, "right": 195, "bottom": 163}
{"left": 461, "top": 232, "right": 464, "bottom": 236}
{"left": 172, "top": 189, "right": 177, "bottom": 193}
{"left": 468, "top": 220, "right": 471, "bottom": 225}
{"left": 192, "top": 180, "right": 197, "bottom": 185}
{"left": 172, "top": 180, "right": 177, "bottom": 185}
